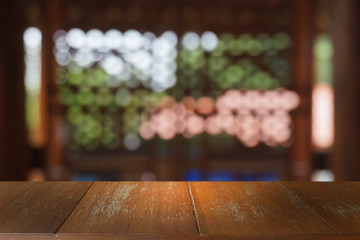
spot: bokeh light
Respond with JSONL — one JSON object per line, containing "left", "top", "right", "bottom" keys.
{"left": 86, "top": 29, "right": 104, "bottom": 49}
{"left": 24, "top": 27, "right": 42, "bottom": 147}
{"left": 123, "top": 30, "right": 143, "bottom": 50}
{"left": 100, "top": 54, "right": 124, "bottom": 76}
{"left": 55, "top": 28, "right": 294, "bottom": 150}
{"left": 66, "top": 28, "right": 86, "bottom": 48}
{"left": 182, "top": 32, "right": 200, "bottom": 50}
{"left": 312, "top": 83, "right": 334, "bottom": 150}
{"left": 140, "top": 89, "right": 299, "bottom": 147}
{"left": 201, "top": 31, "right": 218, "bottom": 51}
{"left": 197, "top": 96, "right": 215, "bottom": 115}
{"left": 205, "top": 115, "right": 222, "bottom": 135}
{"left": 104, "top": 29, "right": 123, "bottom": 49}
{"left": 124, "top": 133, "right": 141, "bottom": 150}
{"left": 186, "top": 114, "right": 205, "bottom": 135}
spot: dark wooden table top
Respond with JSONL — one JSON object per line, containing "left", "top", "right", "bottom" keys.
{"left": 0, "top": 182, "right": 359, "bottom": 240}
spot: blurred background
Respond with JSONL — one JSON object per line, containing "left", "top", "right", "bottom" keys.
{"left": 0, "top": 0, "right": 359, "bottom": 181}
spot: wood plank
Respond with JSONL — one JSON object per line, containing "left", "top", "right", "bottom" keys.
{"left": 54, "top": 234, "right": 350, "bottom": 240}
{"left": 0, "top": 235, "right": 55, "bottom": 240}
{"left": 58, "top": 182, "right": 198, "bottom": 235}
{"left": 281, "top": 182, "right": 360, "bottom": 234}
{"left": 1, "top": 234, "right": 359, "bottom": 240}
{"left": 0, "top": 182, "right": 35, "bottom": 208}
{"left": 0, "top": 181, "right": 92, "bottom": 233}
{"left": 189, "top": 182, "right": 335, "bottom": 236}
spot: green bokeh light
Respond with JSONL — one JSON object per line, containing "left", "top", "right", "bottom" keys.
{"left": 56, "top": 31, "right": 292, "bottom": 150}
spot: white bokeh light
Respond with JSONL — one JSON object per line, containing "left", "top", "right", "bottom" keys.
{"left": 24, "top": 27, "right": 42, "bottom": 50}
{"left": 311, "top": 169, "right": 334, "bottom": 182}
{"left": 56, "top": 51, "right": 71, "bottom": 66}
{"left": 55, "top": 35, "right": 70, "bottom": 52}
{"left": 86, "top": 29, "right": 104, "bottom": 49}
{"left": 104, "top": 29, "right": 123, "bottom": 49}
{"left": 24, "top": 27, "right": 42, "bottom": 94}
{"left": 66, "top": 28, "right": 86, "bottom": 49}
{"left": 123, "top": 50, "right": 152, "bottom": 71}
{"left": 142, "top": 32, "right": 156, "bottom": 50}
{"left": 182, "top": 32, "right": 200, "bottom": 50}
{"left": 152, "top": 38, "right": 173, "bottom": 57}
{"left": 162, "top": 31, "right": 177, "bottom": 47}
{"left": 201, "top": 31, "right": 218, "bottom": 51}
{"left": 57, "top": 28, "right": 182, "bottom": 92}
{"left": 100, "top": 54, "right": 124, "bottom": 76}
{"left": 124, "top": 30, "right": 143, "bottom": 50}
{"left": 73, "top": 49, "right": 94, "bottom": 67}
{"left": 53, "top": 29, "right": 66, "bottom": 40}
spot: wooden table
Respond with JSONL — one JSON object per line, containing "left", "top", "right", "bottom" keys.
{"left": 0, "top": 182, "right": 359, "bottom": 239}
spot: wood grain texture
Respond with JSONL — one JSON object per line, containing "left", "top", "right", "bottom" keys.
{"left": 58, "top": 182, "right": 198, "bottom": 235}
{"left": 1, "top": 234, "right": 358, "bottom": 240}
{"left": 54, "top": 234, "right": 349, "bottom": 240}
{"left": 1, "top": 182, "right": 360, "bottom": 239}
{"left": 189, "top": 182, "right": 335, "bottom": 236}
{"left": 0, "top": 182, "right": 35, "bottom": 208}
{"left": 0, "top": 235, "right": 55, "bottom": 240}
{"left": 281, "top": 182, "right": 360, "bottom": 234}
{"left": 0, "top": 181, "right": 92, "bottom": 233}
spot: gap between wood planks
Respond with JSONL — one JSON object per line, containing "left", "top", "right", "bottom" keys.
{"left": 52, "top": 182, "right": 342, "bottom": 237}
{"left": 54, "top": 182, "right": 95, "bottom": 234}
{"left": 277, "top": 182, "right": 340, "bottom": 234}
{"left": 187, "top": 182, "right": 202, "bottom": 235}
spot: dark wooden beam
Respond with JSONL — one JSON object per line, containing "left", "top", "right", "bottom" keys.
{"left": 41, "top": 0, "right": 66, "bottom": 179}
{"left": 332, "top": 0, "right": 360, "bottom": 180}
{"left": 290, "top": 0, "right": 316, "bottom": 180}
{"left": 0, "top": 0, "right": 30, "bottom": 180}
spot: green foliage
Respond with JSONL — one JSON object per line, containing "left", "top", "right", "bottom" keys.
{"left": 176, "top": 32, "right": 291, "bottom": 93}
{"left": 56, "top": 32, "right": 292, "bottom": 150}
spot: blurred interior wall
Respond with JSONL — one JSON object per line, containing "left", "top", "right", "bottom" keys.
{"left": 1, "top": 0, "right": 360, "bottom": 180}
{"left": 333, "top": 0, "right": 360, "bottom": 180}
{"left": 0, "top": 1, "right": 30, "bottom": 180}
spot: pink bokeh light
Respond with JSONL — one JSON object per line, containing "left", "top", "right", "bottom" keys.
{"left": 139, "top": 89, "right": 299, "bottom": 147}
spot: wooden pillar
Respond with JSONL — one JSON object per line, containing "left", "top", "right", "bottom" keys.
{"left": 290, "top": 0, "right": 315, "bottom": 180}
{"left": 0, "top": 0, "right": 30, "bottom": 180}
{"left": 41, "top": 0, "right": 65, "bottom": 179}
{"left": 332, "top": 0, "right": 360, "bottom": 180}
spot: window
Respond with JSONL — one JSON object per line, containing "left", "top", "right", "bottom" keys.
{"left": 55, "top": 29, "right": 298, "bottom": 151}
